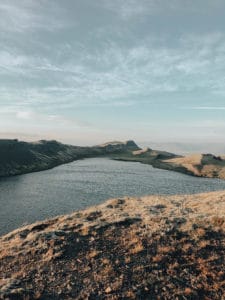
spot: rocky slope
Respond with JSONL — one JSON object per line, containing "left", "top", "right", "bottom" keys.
{"left": 1, "top": 191, "right": 225, "bottom": 299}
{"left": 162, "top": 153, "right": 225, "bottom": 179}
{"left": 0, "top": 139, "right": 140, "bottom": 177}
{"left": 111, "top": 148, "right": 225, "bottom": 180}
{"left": 111, "top": 146, "right": 179, "bottom": 161}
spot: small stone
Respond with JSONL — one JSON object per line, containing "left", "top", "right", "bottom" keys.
{"left": 105, "top": 287, "right": 112, "bottom": 293}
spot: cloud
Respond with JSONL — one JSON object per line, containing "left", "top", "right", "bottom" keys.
{"left": 188, "top": 107, "right": 225, "bottom": 110}
{"left": 1, "top": 31, "right": 225, "bottom": 109}
{"left": 0, "top": 107, "right": 91, "bottom": 129}
{"left": 101, "top": 0, "right": 225, "bottom": 20}
{"left": 1, "top": 1, "right": 225, "bottom": 144}
{"left": 101, "top": 0, "right": 151, "bottom": 19}
{"left": 1, "top": 0, "right": 225, "bottom": 112}
{"left": 0, "top": 108, "right": 107, "bottom": 145}
{"left": 16, "top": 111, "right": 33, "bottom": 120}
{"left": 0, "top": 0, "right": 68, "bottom": 33}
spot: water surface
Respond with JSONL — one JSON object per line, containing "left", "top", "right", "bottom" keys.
{"left": 1, "top": 157, "right": 225, "bottom": 235}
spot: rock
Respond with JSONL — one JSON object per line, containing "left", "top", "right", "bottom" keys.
{"left": 105, "top": 287, "right": 112, "bottom": 293}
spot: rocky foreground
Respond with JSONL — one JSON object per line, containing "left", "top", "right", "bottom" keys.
{"left": 1, "top": 191, "right": 225, "bottom": 299}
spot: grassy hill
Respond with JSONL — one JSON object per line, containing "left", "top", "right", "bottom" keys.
{"left": 1, "top": 191, "right": 225, "bottom": 299}
{"left": 0, "top": 139, "right": 139, "bottom": 177}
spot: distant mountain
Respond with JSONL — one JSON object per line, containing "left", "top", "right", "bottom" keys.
{"left": 139, "top": 141, "right": 225, "bottom": 155}
{"left": 0, "top": 139, "right": 140, "bottom": 177}
{"left": 1, "top": 138, "right": 225, "bottom": 180}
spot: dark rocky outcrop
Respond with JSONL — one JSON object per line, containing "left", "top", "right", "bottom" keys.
{"left": 97, "top": 140, "right": 140, "bottom": 152}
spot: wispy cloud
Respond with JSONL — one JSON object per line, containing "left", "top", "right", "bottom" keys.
{"left": 101, "top": 0, "right": 225, "bottom": 20}
{"left": 0, "top": 108, "right": 107, "bottom": 144}
{"left": 188, "top": 107, "right": 225, "bottom": 110}
{"left": 1, "top": 1, "right": 225, "bottom": 143}
{"left": 1, "top": 32, "right": 225, "bottom": 108}
{"left": 0, "top": 108, "right": 91, "bottom": 128}
{"left": 0, "top": 0, "right": 68, "bottom": 33}
{"left": 101, "top": 0, "right": 151, "bottom": 19}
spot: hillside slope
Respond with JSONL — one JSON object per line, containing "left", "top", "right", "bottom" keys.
{"left": 162, "top": 153, "right": 225, "bottom": 179}
{"left": 111, "top": 148, "right": 225, "bottom": 180}
{"left": 1, "top": 138, "right": 225, "bottom": 180}
{"left": 1, "top": 191, "right": 225, "bottom": 299}
{"left": 0, "top": 139, "right": 139, "bottom": 177}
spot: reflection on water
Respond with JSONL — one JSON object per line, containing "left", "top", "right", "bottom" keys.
{"left": 1, "top": 157, "right": 225, "bottom": 235}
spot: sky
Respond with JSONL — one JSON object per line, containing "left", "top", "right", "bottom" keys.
{"left": 0, "top": 0, "right": 225, "bottom": 149}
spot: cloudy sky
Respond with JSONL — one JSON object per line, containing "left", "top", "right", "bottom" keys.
{"left": 1, "top": 0, "right": 225, "bottom": 147}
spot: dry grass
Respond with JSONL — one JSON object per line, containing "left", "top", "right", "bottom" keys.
{"left": 1, "top": 191, "right": 225, "bottom": 299}
{"left": 87, "top": 250, "right": 99, "bottom": 259}
{"left": 129, "top": 241, "right": 144, "bottom": 254}
{"left": 163, "top": 154, "right": 225, "bottom": 179}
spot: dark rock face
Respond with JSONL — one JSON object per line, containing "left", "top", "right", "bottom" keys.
{"left": 0, "top": 140, "right": 36, "bottom": 166}
{"left": 201, "top": 154, "right": 222, "bottom": 164}
{"left": 95, "top": 140, "right": 140, "bottom": 154}
{"left": 125, "top": 140, "right": 140, "bottom": 150}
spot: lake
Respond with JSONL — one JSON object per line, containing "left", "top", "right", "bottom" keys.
{"left": 1, "top": 157, "right": 225, "bottom": 236}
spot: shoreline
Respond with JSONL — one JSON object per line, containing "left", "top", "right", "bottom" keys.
{"left": 1, "top": 139, "right": 225, "bottom": 180}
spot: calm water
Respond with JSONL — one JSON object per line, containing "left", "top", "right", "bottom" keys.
{"left": 1, "top": 157, "right": 225, "bottom": 236}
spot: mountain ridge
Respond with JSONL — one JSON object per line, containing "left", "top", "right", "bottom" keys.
{"left": 0, "top": 139, "right": 139, "bottom": 177}
{"left": 1, "top": 138, "right": 225, "bottom": 180}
